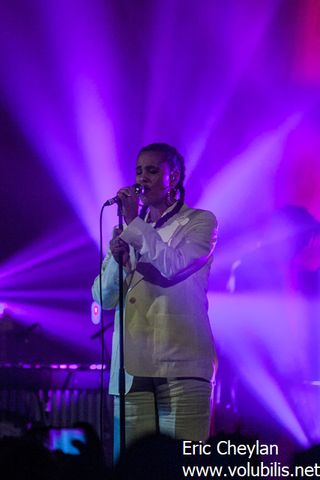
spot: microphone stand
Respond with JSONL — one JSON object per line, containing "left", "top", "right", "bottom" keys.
{"left": 102, "top": 186, "right": 144, "bottom": 459}
{"left": 117, "top": 201, "right": 126, "bottom": 459}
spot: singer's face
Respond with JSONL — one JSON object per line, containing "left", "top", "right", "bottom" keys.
{"left": 136, "top": 151, "right": 171, "bottom": 207}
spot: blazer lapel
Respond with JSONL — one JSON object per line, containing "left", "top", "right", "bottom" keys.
{"left": 127, "top": 269, "right": 144, "bottom": 292}
{"left": 126, "top": 205, "right": 192, "bottom": 289}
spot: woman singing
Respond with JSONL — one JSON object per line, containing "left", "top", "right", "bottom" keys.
{"left": 92, "top": 143, "right": 218, "bottom": 456}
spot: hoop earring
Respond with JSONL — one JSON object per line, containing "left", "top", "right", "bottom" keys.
{"left": 166, "top": 188, "right": 177, "bottom": 206}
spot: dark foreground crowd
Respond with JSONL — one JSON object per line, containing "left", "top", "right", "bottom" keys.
{"left": 1, "top": 423, "right": 319, "bottom": 480}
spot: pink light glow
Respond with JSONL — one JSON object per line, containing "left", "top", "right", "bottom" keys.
{"left": 89, "top": 364, "right": 106, "bottom": 370}
{"left": 91, "top": 301, "right": 101, "bottom": 325}
{"left": 294, "top": 0, "right": 320, "bottom": 83}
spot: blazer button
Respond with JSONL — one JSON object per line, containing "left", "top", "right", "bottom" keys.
{"left": 129, "top": 297, "right": 136, "bottom": 304}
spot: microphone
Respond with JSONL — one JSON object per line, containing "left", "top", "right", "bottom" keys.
{"left": 103, "top": 184, "right": 145, "bottom": 206}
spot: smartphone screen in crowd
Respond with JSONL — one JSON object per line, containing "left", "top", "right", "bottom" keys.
{"left": 46, "top": 428, "right": 86, "bottom": 455}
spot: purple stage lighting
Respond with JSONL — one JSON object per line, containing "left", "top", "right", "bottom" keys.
{"left": 0, "top": 0, "right": 319, "bottom": 448}
{"left": 210, "top": 292, "right": 319, "bottom": 446}
{"left": 0, "top": 302, "right": 6, "bottom": 317}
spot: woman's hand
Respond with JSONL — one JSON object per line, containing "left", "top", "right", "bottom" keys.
{"left": 117, "top": 185, "right": 139, "bottom": 224}
{"left": 110, "top": 227, "right": 130, "bottom": 266}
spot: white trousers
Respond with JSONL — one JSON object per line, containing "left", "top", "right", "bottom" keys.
{"left": 113, "top": 377, "right": 213, "bottom": 461}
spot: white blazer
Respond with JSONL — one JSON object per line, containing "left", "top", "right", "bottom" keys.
{"left": 92, "top": 204, "right": 218, "bottom": 394}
